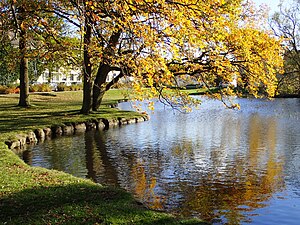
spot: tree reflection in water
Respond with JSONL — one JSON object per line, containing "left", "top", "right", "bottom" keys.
{"left": 81, "top": 114, "right": 285, "bottom": 224}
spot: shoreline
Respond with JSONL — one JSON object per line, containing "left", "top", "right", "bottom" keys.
{"left": 5, "top": 113, "right": 149, "bottom": 152}
{"left": 0, "top": 116, "right": 206, "bottom": 225}
{"left": 0, "top": 91, "right": 206, "bottom": 224}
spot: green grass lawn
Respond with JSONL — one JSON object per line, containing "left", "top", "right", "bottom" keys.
{"left": 0, "top": 90, "right": 207, "bottom": 225}
{"left": 0, "top": 90, "right": 143, "bottom": 142}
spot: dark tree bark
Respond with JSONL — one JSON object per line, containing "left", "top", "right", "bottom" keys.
{"left": 92, "top": 30, "right": 122, "bottom": 111}
{"left": 92, "top": 63, "right": 111, "bottom": 111}
{"left": 18, "top": 7, "right": 30, "bottom": 107}
{"left": 80, "top": 17, "right": 93, "bottom": 114}
{"left": 47, "top": 69, "right": 52, "bottom": 83}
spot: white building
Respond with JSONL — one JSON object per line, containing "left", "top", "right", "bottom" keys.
{"left": 106, "top": 71, "right": 134, "bottom": 83}
{"left": 36, "top": 67, "right": 82, "bottom": 87}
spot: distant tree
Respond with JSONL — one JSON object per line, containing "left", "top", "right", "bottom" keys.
{"left": 270, "top": 0, "right": 300, "bottom": 96}
{"left": 0, "top": 0, "right": 76, "bottom": 105}
{"left": 32, "top": 36, "right": 82, "bottom": 85}
{"left": 0, "top": 2, "right": 32, "bottom": 106}
{"left": 0, "top": 37, "right": 18, "bottom": 85}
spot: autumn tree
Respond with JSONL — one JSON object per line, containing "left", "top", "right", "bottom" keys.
{"left": 0, "top": 1, "right": 30, "bottom": 106}
{"left": 2, "top": 0, "right": 283, "bottom": 112}
{"left": 53, "top": 0, "right": 282, "bottom": 114}
{"left": 0, "top": 31, "right": 19, "bottom": 85}
{"left": 270, "top": 0, "right": 300, "bottom": 96}
{"left": 0, "top": 0, "right": 75, "bottom": 106}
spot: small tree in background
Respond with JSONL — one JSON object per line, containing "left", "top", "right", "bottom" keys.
{"left": 271, "top": 0, "right": 300, "bottom": 96}
{"left": 0, "top": 0, "right": 78, "bottom": 106}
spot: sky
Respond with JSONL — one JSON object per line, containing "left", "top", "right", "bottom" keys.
{"left": 253, "top": 0, "right": 281, "bottom": 13}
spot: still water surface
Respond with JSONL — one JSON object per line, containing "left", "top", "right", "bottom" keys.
{"left": 22, "top": 98, "right": 300, "bottom": 224}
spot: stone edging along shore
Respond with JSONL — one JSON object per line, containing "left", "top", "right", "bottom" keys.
{"left": 5, "top": 113, "right": 150, "bottom": 151}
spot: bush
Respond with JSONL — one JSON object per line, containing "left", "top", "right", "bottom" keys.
{"left": 29, "top": 83, "right": 82, "bottom": 92}
{"left": 40, "top": 83, "right": 52, "bottom": 92}
{"left": 0, "top": 85, "right": 19, "bottom": 94}
{"left": 30, "top": 84, "right": 52, "bottom": 92}
{"left": 0, "top": 85, "right": 7, "bottom": 94}
{"left": 69, "top": 84, "right": 82, "bottom": 91}
{"left": 29, "top": 84, "right": 40, "bottom": 92}
{"left": 13, "top": 87, "right": 20, "bottom": 94}
{"left": 57, "top": 83, "right": 70, "bottom": 91}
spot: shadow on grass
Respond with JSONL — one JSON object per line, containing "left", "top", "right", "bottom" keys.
{"left": 0, "top": 107, "right": 140, "bottom": 135}
{"left": 0, "top": 183, "right": 208, "bottom": 225}
{"left": 0, "top": 105, "right": 21, "bottom": 110}
{"left": 0, "top": 95, "right": 19, "bottom": 99}
{"left": 36, "top": 93, "right": 57, "bottom": 97}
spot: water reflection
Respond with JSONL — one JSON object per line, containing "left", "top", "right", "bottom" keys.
{"left": 22, "top": 98, "right": 300, "bottom": 224}
{"left": 23, "top": 135, "right": 87, "bottom": 177}
{"left": 174, "top": 115, "right": 285, "bottom": 224}
{"left": 85, "top": 131, "right": 119, "bottom": 185}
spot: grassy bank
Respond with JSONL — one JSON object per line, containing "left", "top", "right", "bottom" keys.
{"left": 0, "top": 90, "right": 138, "bottom": 139}
{"left": 0, "top": 90, "right": 206, "bottom": 225}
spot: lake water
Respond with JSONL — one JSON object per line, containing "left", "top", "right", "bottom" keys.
{"left": 21, "top": 97, "right": 300, "bottom": 224}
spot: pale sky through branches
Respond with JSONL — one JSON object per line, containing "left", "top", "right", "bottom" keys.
{"left": 253, "top": 0, "right": 281, "bottom": 13}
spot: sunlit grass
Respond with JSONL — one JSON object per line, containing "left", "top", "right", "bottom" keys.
{"left": 0, "top": 90, "right": 139, "bottom": 140}
{"left": 0, "top": 145, "right": 206, "bottom": 225}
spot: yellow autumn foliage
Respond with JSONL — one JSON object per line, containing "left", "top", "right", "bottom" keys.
{"left": 74, "top": 0, "right": 283, "bottom": 108}
{"left": 1, "top": 0, "right": 284, "bottom": 111}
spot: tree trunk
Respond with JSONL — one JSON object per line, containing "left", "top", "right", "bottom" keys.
{"left": 92, "top": 63, "right": 110, "bottom": 111}
{"left": 80, "top": 17, "right": 92, "bottom": 114}
{"left": 47, "top": 69, "right": 52, "bottom": 83}
{"left": 18, "top": 56, "right": 29, "bottom": 107}
{"left": 92, "top": 85, "right": 106, "bottom": 111}
{"left": 18, "top": 16, "right": 30, "bottom": 107}
{"left": 81, "top": 74, "right": 93, "bottom": 114}
{"left": 92, "top": 29, "right": 122, "bottom": 111}
{"left": 298, "top": 69, "right": 300, "bottom": 96}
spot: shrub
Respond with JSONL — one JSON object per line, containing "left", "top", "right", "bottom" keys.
{"left": 0, "top": 85, "right": 7, "bottom": 94}
{"left": 29, "top": 84, "right": 40, "bottom": 92}
{"left": 30, "top": 84, "right": 52, "bottom": 92}
{"left": 70, "top": 84, "right": 82, "bottom": 91}
{"left": 40, "top": 83, "right": 52, "bottom": 92}
{"left": 57, "top": 83, "right": 70, "bottom": 91}
{"left": 14, "top": 87, "right": 20, "bottom": 94}
{"left": 0, "top": 85, "right": 20, "bottom": 94}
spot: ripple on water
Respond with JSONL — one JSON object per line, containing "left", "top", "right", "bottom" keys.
{"left": 21, "top": 98, "right": 300, "bottom": 225}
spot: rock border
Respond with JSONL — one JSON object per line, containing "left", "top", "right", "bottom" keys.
{"left": 5, "top": 114, "right": 150, "bottom": 151}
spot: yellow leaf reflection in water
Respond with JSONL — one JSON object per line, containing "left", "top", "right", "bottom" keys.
{"left": 131, "top": 160, "right": 165, "bottom": 210}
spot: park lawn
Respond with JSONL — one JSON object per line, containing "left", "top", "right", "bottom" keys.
{"left": 0, "top": 90, "right": 141, "bottom": 142}
{"left": 0, "top": 90, "right": 207, "bottom": 225}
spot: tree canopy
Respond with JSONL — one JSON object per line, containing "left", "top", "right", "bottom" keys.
{"left": 1, "top": 0, "right": 284, "bottom": 113}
